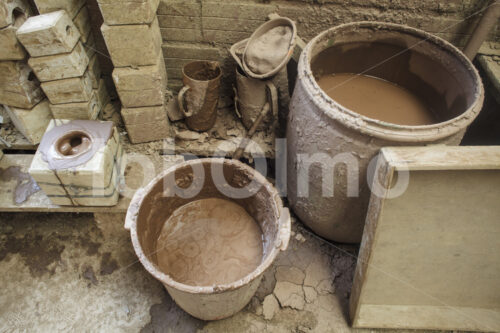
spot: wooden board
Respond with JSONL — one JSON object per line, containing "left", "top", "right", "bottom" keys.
{"left": 0, "top": 153, "right": 184, "bottom": 213}
{"left": 350, "top": 146, "right": 500, "bottom": 332}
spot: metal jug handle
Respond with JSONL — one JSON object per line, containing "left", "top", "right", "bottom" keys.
{"left": 177, "top": 85, "right": 193, "bottom": 117}
{"left": 233, "top": 85, "right": 242, "bottom": 118}
{"left": 265, "top": 81, "right": 279, "bottom": 117}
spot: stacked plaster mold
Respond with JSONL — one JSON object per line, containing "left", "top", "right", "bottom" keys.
{"left": 98, "top": 0, "right": 171, "bottom": 143}
{"left": 16, "top": 0, "right": 110, "bottom": 122}
{"left": 0, "top": 0, "right": 49, "bottom": 144}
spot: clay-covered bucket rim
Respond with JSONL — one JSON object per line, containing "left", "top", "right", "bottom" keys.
{"left": 242, "top": 17, "right": 297, "bottom": 79}
{"left": 300, "top": 21, "right": 484, "bottom": 143}
{"left": 182, "top": 60, "right": 222, "bottom": 83}
{"left": 125, "top": 158, "right": 289, "bottom": 295}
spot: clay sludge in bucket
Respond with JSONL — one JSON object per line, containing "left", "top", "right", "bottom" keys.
{"left": 155, "top": 197, "right": 264, "bottom": 287}
{"left": 125, "top": 158, "right": 290, "bottom": 320}
{"left": 287, "top": 22, "right": 484, "bottom": 243}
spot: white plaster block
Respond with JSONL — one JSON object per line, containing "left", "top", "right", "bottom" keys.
{"left": 121, "top": 105, "right": 171, "bottom": 143}
{"left": 97, "top": 0, "right": 159, "bottom": 25}
{"left": 4, "top": 99, "right": 53, "bottom": 144}
{"left": 16, "top": 10, "right": 80, "bottom": 57}
{"left": 41, "top": 70, "right": 93, "bottom": 104}
{"left": 73, "top": 5, "right": 91, "bottom": 43}
{"left": 0, "top": 60, "right": 45, "bottom": 108}
{"left": 0, "top": 10, "right": 27, "bottom": 60}
{"left": 28, "top": 41, "right": 89, "bottom": 81}
{"left": 112, "top": 53, "right": 166, "bottom": 107}
{"left": 101, "top": 17, "right": 161, "bottom": 67}
{"left": 33, "top": 0, "right": 85, "bottom": 18}
{"left": 0, "top": 0, "right": 30, "bottom": 29}
{"left": 49, "top": 90, "right": 99, "bottom": 120}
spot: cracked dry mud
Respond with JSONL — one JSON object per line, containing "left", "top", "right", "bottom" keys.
{"left": 0, "top": 211, "right": 433, "bottom": 332}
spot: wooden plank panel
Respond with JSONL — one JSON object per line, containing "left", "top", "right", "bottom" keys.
{"left": 350, "top": 146, "right": 500, "bottom": 332}
{"left": 0, "top": 153, "right": 184, "bottom": 213}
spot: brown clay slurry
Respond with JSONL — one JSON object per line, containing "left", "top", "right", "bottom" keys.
{"left": 57, "top": 131, "right": 92, "bottom": 156}
{"left": 317, "top": 73, "right": 437, "bottom": 126}
{"left": 155, "top": 198, "right": 263, "bottom": 286}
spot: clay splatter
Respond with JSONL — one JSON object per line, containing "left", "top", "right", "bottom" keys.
{"left": 0, "top": 166, "right": 40, "bottom": 204}
{"left": 0, "top": 232, "right": 65, "bottom": 278}
{"left": 99, "top": 252, "right": 119, "bottom": 276}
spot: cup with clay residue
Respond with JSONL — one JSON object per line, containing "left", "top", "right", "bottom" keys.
{"left": 177, "top": 61, "right": 222, "bottom": 132}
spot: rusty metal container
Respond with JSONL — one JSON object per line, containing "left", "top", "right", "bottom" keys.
{"left": 287, "top": 22, "right": 484, "bottom": 243}
{"left": 178, "top": 61, "right": 221, "bottom": 132}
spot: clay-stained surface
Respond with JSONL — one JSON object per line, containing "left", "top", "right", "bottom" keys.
{"left": 0, "top": 166, "right": 40, "bottom": 204}
{"left": 0, "top": 212, "right": 163, "bottom": 332}
{"left": 0, "top": 211, "right": 392, "bottom": 332}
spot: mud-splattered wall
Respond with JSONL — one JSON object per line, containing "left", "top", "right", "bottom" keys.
{"left": 158, "top": 0, "right": 499, "bottom": 92}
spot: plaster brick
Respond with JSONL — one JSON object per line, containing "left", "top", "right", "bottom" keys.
{"left": 0, "top": 0, "right": 30, "bottom": 29}
{"left": 101, "top": 17, "right": 162, "bottom": 67}
{"left": 34, "top": 0, "right": 86, "bottom": 18}
{"left": 4, "top": 99, "right": 52, "bottom": 144}
{"left": 73, "top": 5, "right": 91, "bottom": 43}
{"left": 0, "top": 60, "right": 45, "bottom": 109}
{"left": 0, "top": 22, "right": 27, "bottom": 60}
{"left": 50, "top": 79, "right": 108, "bottom": 120}
{"left": 112, "top": 54, "right": 167, "bottom": 108}
{"left": 28, "top": 42, "right": 89, "bottom": 81}
{"left": 49, "top": 91, "right": 100, "bottom": 120}
{"left": 121, "top": 105, "right": 171, "bottom": 143}
{"left": 83, "top": 30, "right": 96, "bottom": 59}
{"left": 97, "top": 0, "right": 160, "bottom": 25}
{"left": 88, "top": 54, "right": 102, "bottom": 89}
{"left": 41, "top": 70, "right": 93, "bottom": 104}
{"left": 16, "top": 10, "right": 80, "bottom": 57}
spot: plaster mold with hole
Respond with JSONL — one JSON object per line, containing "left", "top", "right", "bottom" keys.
{"left": 16, "top": 10, "right": 80, "bottom": 57}
{"left": 29, "top": 119, "right": 124, "bottom": 206}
